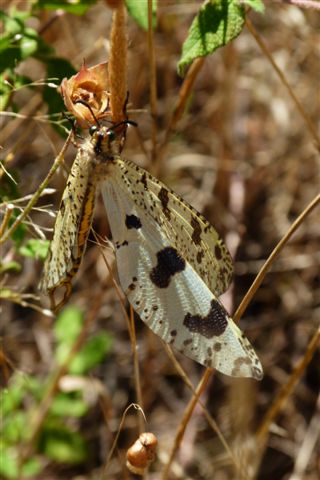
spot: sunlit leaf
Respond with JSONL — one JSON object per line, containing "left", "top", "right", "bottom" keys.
{"left": 69, "top": 332, "right": 113, "bottom": 374}
{"left": 40, "top": 421, "right": 87, "bottom": 463}
{"left": 243, "top": 0, "right": 265, "bottom": 13}
{"left": 51, "top": 393, "right": 88, "bottom": 417}
{"left": 178, "top": 0, "right": 245, "bottom": 76}
{"left": 33, "top": 0, "right": 97, "bottom": 15}
{"left": 125, "top": 0, "right": 157, "bottom": 30}
{"left": 19, "top": 239, "right": 50, "bottom": 260}
{"left": 54, "top": 305, "right": 83, "bottom": 345}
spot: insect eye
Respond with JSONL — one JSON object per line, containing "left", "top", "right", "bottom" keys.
{"left": 89, "top": 125, "right": 98, "bottom": 136}
{"left": 107, "top": 130, "right": 116, "bottom": 142}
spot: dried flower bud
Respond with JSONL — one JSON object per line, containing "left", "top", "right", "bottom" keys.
{"left": 126, "top": 432, "right": 158, "bottom": 476}
{"left": 60, "top": 62, "right": 110, "bottom": 127}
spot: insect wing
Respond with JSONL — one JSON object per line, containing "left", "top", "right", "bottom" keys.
{"left": 110, "top": 158, "right": 233, "bottom": 297}
{"left": 39, "top": 142, "right": 96, "bottom": 294}
{"left": 101, "top": 161, "right": 263, "bottom": 380}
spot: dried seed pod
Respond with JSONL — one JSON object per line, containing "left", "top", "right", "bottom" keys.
{"left": 126, "top": 432, "right": 158, "bottom": 476}
{"left": 60, "top": 62, "right": 110, "bottom": 128}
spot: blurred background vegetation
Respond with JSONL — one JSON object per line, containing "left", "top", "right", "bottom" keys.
{"left": 0, "top": 1, "right": 319, "bottom": 479}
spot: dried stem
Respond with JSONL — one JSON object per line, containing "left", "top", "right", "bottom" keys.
{"left": 160, "top": 57, "right": 205, "bottom": 156}
{"left": 103, "top": 403, "right": 146, "bottom": 476}
{"left": 93, "top": 233, "right": 144, "bottom": 433}
{"left": 17, "top": 291, "right": 104, "bottom": 474}
{"left": 0, "top": 203, "right": 14, "bottom": 238}
{"left": 162, "top": 192, "right": 320, "bottom": 478}
{"left": 147, "top": 0, "right": 158, "bottom": 167}
{"left": 162, "top": 344, "right": 244, "bottom": 478}
{"left": 234, "top": 192, "right": 320, "bottom": 322}
{"left": 256, "top": 326, "right": 320, "bottom": 446}
{"left": 109, "top": 0, "right": 128, "bottom": 123}
{"left": 129, "top": 305, "right": 145, "bottom": 433}
{"left": 161, "top": 369, "right": 211, "bottom": 480}
{"left": 245, "top": 17, "right": 320, "bottom": 150}
{"left": 0, "top": 131, "right": 72, "bottom": 245}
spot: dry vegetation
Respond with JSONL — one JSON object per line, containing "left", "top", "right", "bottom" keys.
{"left": 1, "top": 1, "right": 319, "bottom": 479}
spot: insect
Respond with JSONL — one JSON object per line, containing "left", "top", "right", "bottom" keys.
{"left": 40, "top": 122, "right": 263, "bottom": 380}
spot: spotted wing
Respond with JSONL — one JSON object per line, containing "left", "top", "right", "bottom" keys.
{"left": 101, "top": 161, "right": 263, "bottom": 379}
{"left": 111, "top": 158, "right": 233, "bottom": 297}
{"left": 39, "top": 142, "right": 96, "bottom": 294}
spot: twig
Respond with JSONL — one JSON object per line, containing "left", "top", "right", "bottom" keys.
{"left": 93, "top": 233, "right": 144, "bottom": 432}
{"left": 162, "top": 344, "right": 245, "bottom": 478}
{"left": 161, "top": 192, "right": 320, "bottom": 478}
{"left": 0, "top": 203, "right": 14, "bottom": 238}
{"left": 109, "top": 0, "right": 128, "bottom": 123}
{"left": 256, "top": 327, "right": 320, "bottom": 447}
{"left": 147, "top": 0, "right": 158, "bottom": 167}
{"left": 234, "top": 192, "right": 320, "bottom": 322}
{"left": 160, "top": 57, "right": 205, "bottom": 155}
{"left": 129, "top": 305, "right": 145, "bottom": 433}
{"left": 245, "top": 17, "right": 320, "bottom": 150}
{"left": 161, "top": 369, "right": 211, "bottom": 480}
{"left": 0, "top": 131, "right": 72, "bottom": 245}
{"left": 17, "top": 291, "right": 104, "bottom": 474}
{"left": 103, "top": 403, "right": 146, "bottom": 477}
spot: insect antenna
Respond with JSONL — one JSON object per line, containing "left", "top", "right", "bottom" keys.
{"left": 74, "top": 99, "right": 101, "bottom": 127}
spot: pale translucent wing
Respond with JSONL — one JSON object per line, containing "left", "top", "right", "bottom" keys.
{"left": 39, "top": 143, "right": 96, "bottom": 293}
{"left": 101, "top": 169, "right": 263, "bottom": 380}
{"left": 110, "top": 157, "right": 233, "bottom": 296}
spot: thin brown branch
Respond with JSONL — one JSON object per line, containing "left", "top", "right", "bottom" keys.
{"left": 147, "top": 0, "right": 158, "bottom": 167}
{"left": 0, "top": 131, "right": 73, "bottom": 245}
{"left": 161, "top": 369, "right": 212, "bottom": 480}
{"left": 162, "top": 192, "right": 320, "bottom": 479}
{"left": 245, "top": 17, "right": 320, "bottom": 150}
{"left": 17, "top": 291, "right": 104, "bottom": 473}
{"left": 109, "top": 0, "right": 128, "bottom": 123}
{"left": 160, "top": 57, "right": 205, "bottom": 154}
{"left": 256, "top": 326, "right": 320, "bottom": 447}
{"left": 234, "top": 192, "right": 320, "bottom": 322}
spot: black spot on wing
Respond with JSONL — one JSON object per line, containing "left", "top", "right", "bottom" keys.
{"left": 140, "top": 172, "right": 148, "bottom": 190}
{"left": 158, "top": 187, "right": 171, "bottom": 220}
{"left": 196, "top": 250, "right": 204, "bottom": 264}
{"left": 215, "top": 244, "right": 222, "bottom": 260}
{"left": 125, "top": 214, "right": 142, "bottom": 230}
{"left": 59, "top": 199, "right": 66, "bottom": 217}
{"left": 183, "top": 299, "right": 228, "bottom": 338}
{"left": 191, "top": 216, "right": 202, "bottom": 245}
{"left": 150, "top": 247, "right": 186, "bottom": 288}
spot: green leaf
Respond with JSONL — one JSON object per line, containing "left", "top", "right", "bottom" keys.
{"left": 21, "top": 458, "right": 42, "bottom": 477}
{"left": 19, "top": 239, "right": 50, "bottom": 260}
{"left": 178, "top": 0, "right": 245, "bottom": 76}
{"left": 69, "top": 332, "right": 113, "bottom": 374}
{"left": 2, "top": 380, "right": 24, "bottom": 414}
{"left": 126, "top": 0, "right": 157, "bottom": 31}
{"left": 0, "top": 168, "right": 19, "bottom": 202}
{"left": 2, "top": 411, "right": 29, "bottom": 443}
{"left": 50, "top": 393, "right": 88, "bottom": 417}
{"left": 0, "top": 446, "right": 18, "bottom": 479}
{"left": 242, "top": 0, "right": 265, "bottom": 13}
{"left": 54, "top": 305, "right": 84, "bottom": 345}
{"left": 0, "top": 261, "right": 22, "bottom": 274}
{"left": 40, "top": 421, "right": 87, "bottom": 463}
{"left": 0, "top": 12, "right": 52, "bottom": 72}
{"left": 0, "top": 71, "right": 32, "bottom": 110}
{"left": 42, "top": 57, "right": 76, "bottom": 134}
{"left": 33, "top": 0, "right": 97, "bottom": 15}
{"left": 0, "top": 446, "right": 41, "bottom": 479}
